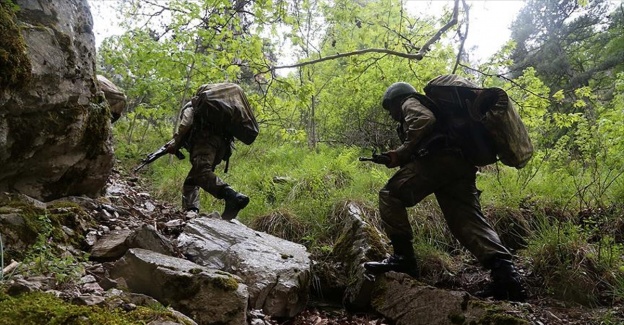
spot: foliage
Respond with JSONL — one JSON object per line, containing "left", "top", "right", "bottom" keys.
{"left": 523, "top": 214, "right": 624, "bottom": 305}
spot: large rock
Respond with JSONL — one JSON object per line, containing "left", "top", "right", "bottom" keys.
{"left": 90, "top": 225, "right": 175, "bottom": 261}
{"left": 371, "top": 272, "right": 526, "bottom": 325}
{"left": 97, "top": 75, "right": 127, "bottom": 122}
{"left": 111, "top": 248, "right": 248, "bottom": 325}
{"left": 332, "top": 202, "right": 387, "bottom": 310}
{"left": 311, "top": 201, "right": 388, "bottom": 310}
{"left": 176, "top": 215, "right": 311, "bottom": 318}
{"left": 0, "top": 0, "right": 113, "bottom": 201}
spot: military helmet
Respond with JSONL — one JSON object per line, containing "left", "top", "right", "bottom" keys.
{"left": 382, "top": 82, "right": 417, "bottom": 111}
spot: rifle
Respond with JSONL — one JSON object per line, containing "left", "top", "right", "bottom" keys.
{"left": 134, "top": 139, "right": 185, "bottom": 173}
{"left": 358, "top": 149, "right": 390, "bottom": 165}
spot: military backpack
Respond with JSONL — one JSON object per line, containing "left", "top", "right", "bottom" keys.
{"left": 191, "top": 83, "right": 259, "bottom": 145}
{"left": 420, "top": 75, "right": 533, "bottom": 169}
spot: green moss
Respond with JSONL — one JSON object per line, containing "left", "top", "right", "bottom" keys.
{"left": 0, "top": 291, "right": 186, "bottom": 325}
{"left": 7, "top": 107, "right": 82, "bottom": 159}
{"left": 469, "top": 301, "right": 528, "bottom": 325}
{"left": 47, "top": 201, "right": 95, "bottom": 247}
{"left": 448, "top": 313, "right": 466, "bottom": 324}
{"left": 0, "top": 197, "right": 94, "bottom": 261}
{"left": 83, "top": 101, "right": 111, "bottom": 159}
{"left": 479, "top": 312, "right": 528, "bottom": 325}
{"left": 210, "top": 275, "right": 239, "bottom": 292}
{"left": 0, "top": 0, "right": 32, "bottom": 91}
{"left": 5, "top": 200, "right": 46, "bottom": 240}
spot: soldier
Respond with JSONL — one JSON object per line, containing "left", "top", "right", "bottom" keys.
{"left": 165, "top": 86, "right": 251, "bottom": 221}
{"left": 364, "top": 77, "right": 526, "bottom": 302}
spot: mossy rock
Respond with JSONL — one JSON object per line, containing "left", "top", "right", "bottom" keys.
{"left": 0, "top": 0, "right": 32, "bottom": 91}
{"left": 0, "top": 291, "right": 191, "bottom": 325}
{"left": 0, "top": 195, "right": 96, "bottom": 260}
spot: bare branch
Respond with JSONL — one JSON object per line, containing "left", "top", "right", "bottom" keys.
{"left": 417, "top": 0, "right": 459, "bottom": 59}
{"left": 271, "top": 48, "right": 424, "bottom": 71}
{"left": 452, "top": 0, "right": 470, "bottom": 74}
{"left": 267, "top": 0, "right": 461, "bottom": 72}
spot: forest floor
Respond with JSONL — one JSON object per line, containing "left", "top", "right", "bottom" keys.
{"left": 116, "top": 170, "right": 624, "bottom": 325}
{"left": 24, "top": 172, "right": 624, "bottom": 325}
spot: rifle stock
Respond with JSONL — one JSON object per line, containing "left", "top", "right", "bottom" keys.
{"left": 134, "top": 140, "right": 185, "bottom": 173}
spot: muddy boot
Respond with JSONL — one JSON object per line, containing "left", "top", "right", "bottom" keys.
{"left": 476, "top": 259, "right": 526, "bottom": 302}
{"left": 364, "top": 237, "right": 419, "bottom": 278}
{"left": 221, "top": 187, "right": 250, "bottom": 221}
{"left": 184, "top": 208, "right": 199, "bottom": 220}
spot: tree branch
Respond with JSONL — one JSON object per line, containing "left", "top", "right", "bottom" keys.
{"left": 266, "top": 0, "right": 461, "bottom": 72}
{"left": 452, "top": 0, "right": 469, "bottom": 74}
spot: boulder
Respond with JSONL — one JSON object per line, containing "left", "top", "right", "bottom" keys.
{"left": 111, "top": 248, "right": 248, "bottom": 325}
{"left": 96, "top": 75, "right": 127, "bottom": 122}
{"left": 90, "top": 225, "right": 176, "bottom": 261}
{"left": 0, "top": 0, "right": 113, "bottom": 201}
{"left": 371, "top": 272, "right": 524, "bottom": 325}
{"left": 176, "top": 214, "right": 311, "bottom": 318}
{"left": 312, "top": 201, "right": 388, "bottom": 310}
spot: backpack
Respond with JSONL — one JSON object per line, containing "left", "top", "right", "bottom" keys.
{"left": 191, "top": 83, "right": 259, "bottom": 145}
{"left": 421, "top": 75, "right": 533, "bottom": 169}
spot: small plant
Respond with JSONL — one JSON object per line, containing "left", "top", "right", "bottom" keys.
{"left": 20, "top": 212, "right": 86, "bottom": 285}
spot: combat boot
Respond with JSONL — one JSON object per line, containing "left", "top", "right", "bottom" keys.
{"left": 476, "top": 259, "right": 526, "bottom": 302}
{"left": 221, "top": 187, "right": 250, "bottom": 220}
{"left": 364, "top": 237, "right": 419, "bottom": 278}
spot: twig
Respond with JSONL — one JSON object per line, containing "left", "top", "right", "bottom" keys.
{"left": 2, "top": 260, "right": 19, "bottom": 275}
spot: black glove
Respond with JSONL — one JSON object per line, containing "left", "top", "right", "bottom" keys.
{"left": 372, "top": 153, "right": 392, "bottom": 165}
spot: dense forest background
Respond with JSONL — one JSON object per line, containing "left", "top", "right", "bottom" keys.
{"left": 98, "top": 0, "right": 624, "bottom": 311}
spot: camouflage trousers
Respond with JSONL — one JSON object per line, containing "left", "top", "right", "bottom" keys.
{"left": 379, "top": 149, "right": 513, "bottom": 268}
{"left": 182, "top": 134, "right": 229, "bottom": 211}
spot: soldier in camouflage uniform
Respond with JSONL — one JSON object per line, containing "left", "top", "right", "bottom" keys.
{"left": 166, "top": 101, "right": 249, "bottom": 220}
{"left": 364, "top": 77, "right": 526, "bottom": 302}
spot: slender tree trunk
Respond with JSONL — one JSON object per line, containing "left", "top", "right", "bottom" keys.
{"left": 308, "top": 95, "right": 316, "bottom": 148}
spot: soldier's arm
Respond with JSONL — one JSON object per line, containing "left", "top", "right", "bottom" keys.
{"left": 170, "top": 104, "right": 194, "bottom": 150}
{"left": 393, "top": 97, "right": 436, "bottom": 163}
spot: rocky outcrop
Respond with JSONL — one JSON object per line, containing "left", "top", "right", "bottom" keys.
{"left": 177, "top": 215, "right": 311, "bottom": 318}
{"left": 371, "top": 272, "right": 524, "bottom": 325}
{"left": 311, "top": 201, "right": 388, "bottom": 310}
{"left": 111, "top": 248, "right": 249, "bottom": 325}
{"left": 0, "top": 0, "right": 113, "bottom": 201}
{"left": 97, "top": 75, "right": 127, "bottom": 122}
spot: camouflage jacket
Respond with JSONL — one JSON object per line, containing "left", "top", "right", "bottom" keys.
{"left": 394, "top": 97, "right": 437, "bottom": 164}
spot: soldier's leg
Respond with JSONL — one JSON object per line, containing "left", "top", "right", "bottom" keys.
{"left": 366, "top": 162, "right": 436, "bottom": 276}
{"left": 434, "top": 178, "right": 525, "bottom": 301}
{"left": 189, "top": 136, "right": 248, "bottom": 220}
{"left": 185, "top": 154, "right": 228, "bottom": 198}
{"left": 182, "top": 184, "right": 200, "bottom": 212}
{"left": 434, "top": 177, "right": 511, "bottom": 265}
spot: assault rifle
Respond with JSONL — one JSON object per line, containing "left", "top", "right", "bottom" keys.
{"left": 134, "top": 139, "right": 185, "bottom": 173}
{"left": 358, "top": 149, "right": 391, "bottom": 165}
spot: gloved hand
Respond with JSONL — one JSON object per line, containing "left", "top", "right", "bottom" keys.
{"left": 371, "top": 153, "right": 391, "bottom": 165}
{"left": 377, "top": 151, "right": 399, "bottom": 168}
{"left": 165, "top": 141, "right": 178, "bottom": 154}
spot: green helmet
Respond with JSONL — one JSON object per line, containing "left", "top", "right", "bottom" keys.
{"left": 382, "top": 82, "right": 417, "bottom": 111}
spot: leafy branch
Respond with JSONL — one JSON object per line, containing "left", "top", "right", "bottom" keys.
{"left": 263, "top": 0, "right": 460, "bottom": 73}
